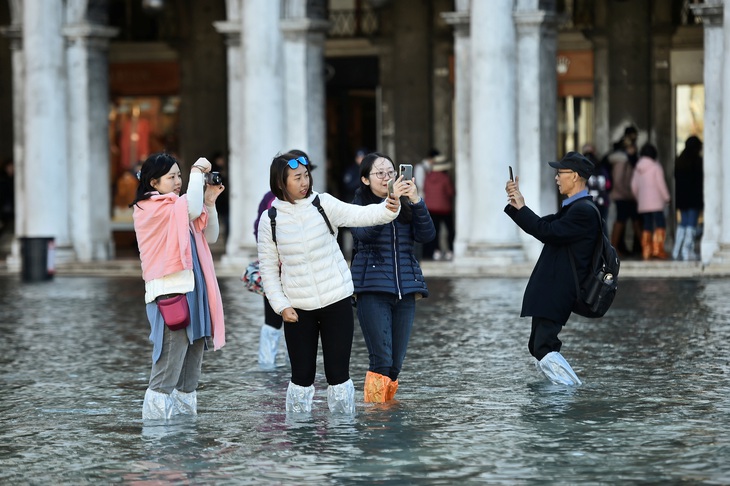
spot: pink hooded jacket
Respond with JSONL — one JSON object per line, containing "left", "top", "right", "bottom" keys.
{"left": 630, "top": 156, "right": 670, "bottom": 213}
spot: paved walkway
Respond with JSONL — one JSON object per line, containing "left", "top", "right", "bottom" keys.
{"left": 1, "top": 256, "right": 727, "bottom": 279}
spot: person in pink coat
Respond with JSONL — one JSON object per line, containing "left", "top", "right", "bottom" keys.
{"left": 630, "top": 143, "right": 670, "bottom": 259}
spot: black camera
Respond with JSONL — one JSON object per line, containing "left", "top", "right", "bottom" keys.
{"left": 204, "top": 171, "right": 223, "bottom": 185}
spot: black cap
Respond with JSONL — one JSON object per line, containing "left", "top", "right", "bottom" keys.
{"left": 548, "top": 151, "right": 594, "bottom": 179}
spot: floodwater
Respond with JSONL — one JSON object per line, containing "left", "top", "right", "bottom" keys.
{"left": 1, "top": 275, "right": 729, "bottom": 484}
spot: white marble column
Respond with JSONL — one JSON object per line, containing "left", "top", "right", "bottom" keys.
{"left": 64, "top": 19, "right": 118, "bottom": 262}
{"left": 22, "top": 0, "right": 71, "bottom": 257}
{"left": 719, "top": 0, "right": 730, "bottom": 262}
{"left": 442, "top": 1, "right": 471, "bottom": 260}
{"left": 690, "top": 1, "right": 724, "bottom": 264}
{"left": 0, "top": 1, "right": 24, "bottom": 268}
{"left": 280, "top": 7, "right": 328, "bottom": 193}
{"left": 514, "top": 2, "right": 559, "bottom": 261}
{"left": 214, "top": 0, "right": 244, "bottom": 263}
{"left": 226, "top": 0, "right": 285, "bottom": 261}
{"left": 468, "top": 0, "right": 523, "bottom": 263}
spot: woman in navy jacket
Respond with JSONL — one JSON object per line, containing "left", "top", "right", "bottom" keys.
{"left": 351, "top": 152, "right": 436, "bottom": 402}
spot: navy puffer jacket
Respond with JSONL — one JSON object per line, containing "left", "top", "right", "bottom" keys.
{"left": 350, "top": 190, "right": 436, "bottom": 298}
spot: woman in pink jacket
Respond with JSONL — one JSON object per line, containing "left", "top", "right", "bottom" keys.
{"left": 631, "top": 143, "right": 670, "bottom": 259}
{"left": 132, "top": 153, "right": 226, "bottom": 420}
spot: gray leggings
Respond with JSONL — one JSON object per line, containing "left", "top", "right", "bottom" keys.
{"left": 148, "top": 325, "right": 205, "bottom": 394}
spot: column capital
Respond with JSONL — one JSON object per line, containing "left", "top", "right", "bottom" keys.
{"left": 441, "top": 11, "right": 470, "bottom": 37}
{"left": 690, "top": 2, "right": 723, "bottom": 27}
{"left": 213, "top": 20, "right": 241, "bottom": 47}
{"left": 63, "top": 22, "right": 118, "bottom": 49}
{"left": 279, "top": 17, "right": 329, "bottom": 39}
{"left": 513, "top": 9, "right": 560, "bottom": 30}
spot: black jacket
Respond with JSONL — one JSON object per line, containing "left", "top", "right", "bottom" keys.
{"left": 351, "top": 194, "right": 436, "bottom": 298}
{"left": 505, "top": 196, "right": 600, "bottom": 323}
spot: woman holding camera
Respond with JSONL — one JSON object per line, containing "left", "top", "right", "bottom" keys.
{"left": 132, "top": 153, "right": 226, "bottom": 420}
{"left": 257, "top": 151, "right": 402, "bottom": 414}
{"left": 350, "top": 153, "right": 435, "bottom": 402}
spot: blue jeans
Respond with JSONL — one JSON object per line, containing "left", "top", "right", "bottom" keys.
{"left": 679, "top": 208, "right": 700, "bottom": 228}
{"left": 357, "top": 293, "right": 416, "bottom": 380}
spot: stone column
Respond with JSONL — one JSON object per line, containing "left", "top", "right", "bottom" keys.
{"left": 22, "top": 0, "right": 71, "bottom": 258}
{"left": 442, "top": 1, "right": 471, "bottom": 259}
{"left": 226, "top": 0, "right": 285, "bottom": 261}
{"left": 214, "top": 0, "right": 243, "bottom": 263}
{"left": 514, "top": 2, "right": 559, "bottom": 261}
{"left": 690, "top": 1, "right": 723, "bottom": 263}
{"left": 468, "top": 0, "right": 523, "bottom": 263}
{"left": 0, "top": 0, "right": 24, "bottom": 268}
{"left": 280, "top": 13, "right": 329, "bottom": 193}
{"left": 64, "top": 21, "right": 118, "bottom": 262}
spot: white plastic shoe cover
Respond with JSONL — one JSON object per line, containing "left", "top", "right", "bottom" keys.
{"left": 171, "top": 389, "right": 197, "bottom": 416}
{"left": 258, "top": 324, "right": 282, "bottom": 369}
{"left": 538, "top": 352, "right": 582, "bottom": 386}
{"left": 286, "top": 382, "right": 315, "bottom": 413}
{"left": 142, "top": 388, "right": 175, "bottom": 420}
{"left": 327, "top": 379, "right": 356, "bottom": 414}
{"left": 672, "top": 226, "right": 686, "bottom": 260}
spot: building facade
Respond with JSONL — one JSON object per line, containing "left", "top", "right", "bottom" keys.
{"left": 1, "top": 0, "right": 729, "bottom": 268}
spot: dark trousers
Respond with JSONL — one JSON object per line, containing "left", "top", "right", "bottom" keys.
{"left": 528, "top": 316, "right": 563, "bottom": 361}
{"left": 264, "top": 297, "right": 283, "bottom": 329}
{"left": 285, "top": 298, "right": 353, "bottom": 387}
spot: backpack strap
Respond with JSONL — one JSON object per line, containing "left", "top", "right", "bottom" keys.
{"left": 312, "top": 195, "right": 335, "bottom": 236}
{"left": 567, "top": 200, "right": 604, "bottom": 296}
{"left": 268, "top": 207, "right": 277, "bottom": 244}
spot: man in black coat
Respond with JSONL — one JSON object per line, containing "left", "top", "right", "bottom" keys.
{"left": 504, "top": 152, "right": 600, "bottom": 386}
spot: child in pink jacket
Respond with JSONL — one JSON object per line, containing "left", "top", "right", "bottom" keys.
{"left": 631, "top": 143, "right": 670, "bottom": 259}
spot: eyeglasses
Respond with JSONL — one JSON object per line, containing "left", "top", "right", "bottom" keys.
{"left": 370, "top": 170, "right": 396, "bottom": 180}
{"left": 287, "top": 156, "right": 309, "bottom": 169}
{"left": 556, "top": 170, "right": 573, "bottom": 176}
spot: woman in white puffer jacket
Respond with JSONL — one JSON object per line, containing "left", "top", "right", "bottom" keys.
{"left": 257, "top": 152, "right": 402, "bottom": 414}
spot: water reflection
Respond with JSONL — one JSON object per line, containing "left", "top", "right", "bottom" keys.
{"left": 0, "top": 276, "right": 729, "bottom": 483}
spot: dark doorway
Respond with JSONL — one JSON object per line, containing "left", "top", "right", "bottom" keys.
{"left": 326, "top": 56, "right": 379, "bottom": 198}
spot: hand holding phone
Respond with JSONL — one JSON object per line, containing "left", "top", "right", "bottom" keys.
{"left": 399, "top": 164, "right": 413, "bottom": 182}
{"left": 387, "top": 179, "right": 395, "bottom": 197}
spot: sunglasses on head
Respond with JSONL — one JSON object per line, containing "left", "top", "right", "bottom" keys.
{"left": 287, "top": 156, "right": 309, "bottom": 169}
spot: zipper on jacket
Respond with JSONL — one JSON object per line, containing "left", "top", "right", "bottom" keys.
{"left": 392, "top": 221, "right": 402, "bottom": 299}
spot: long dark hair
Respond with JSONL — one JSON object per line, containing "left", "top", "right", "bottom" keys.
{"left": 129, "top": 152, "right": 179, "bottom": 208}
{"left": 675, "top": 136, "right": 702, "bottom": 172}
{"left": 269, "top": 151, "right": 313, "bottom": 203}
{"left": 355, "top": 152, "right": 412, "bottom": 223}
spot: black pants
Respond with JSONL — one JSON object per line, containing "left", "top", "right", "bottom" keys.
{"left": 285, "top": 298, "right": 353, "bottom": 387}
{"left": 528, "top": 317, "right": 563, "bottom": 361}
{"left": 264, "top": 297, "right": 283, "bottom": 329}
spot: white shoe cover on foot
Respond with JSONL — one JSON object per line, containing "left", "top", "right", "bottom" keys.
{"left": 327, "top": 379, "right": 356, "bottom": 414}
{"left": 258, "top": 324, "right": 282, "bottom": 370}
{"left": 538, "top": 352, "right": 582, "bottom": 386}
{"left": 286, "top": 382, "right": 314, "bottom": 413}
{"left": 142, "top": 388, "right": 175, "bottom": 420}
{"left": 171, "top": 389, "right": 197, "bottom": 416}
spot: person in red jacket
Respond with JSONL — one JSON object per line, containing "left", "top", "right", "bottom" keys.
{"left": 423, "top": 158, "right": 455, "bottom": 261}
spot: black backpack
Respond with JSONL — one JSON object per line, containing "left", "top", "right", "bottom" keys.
{"left": 568, "top": 200, "right": 620, "bottom": 318}
{"left": 267, "top": 194, "right": 334, "bottom": 244}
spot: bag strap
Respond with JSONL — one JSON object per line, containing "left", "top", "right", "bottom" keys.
{"left": 312, "top": 195, "right": 335, "bottom": 236}
{"left": 268, "top": 207, "right": 277, "bottom": 244}
{"left": 267, "top": 195, "right": 334, "bottom": 245}
{"left": 567, "top": 200, "right": 604, "bottom": 295}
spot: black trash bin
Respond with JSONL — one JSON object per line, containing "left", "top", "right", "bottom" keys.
{"left": 20, "top": 237, "right": 55, "bottom": 282}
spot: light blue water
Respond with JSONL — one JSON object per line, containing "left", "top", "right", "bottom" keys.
{"left": 1, "top": 276, "right": 729, "bottom": 484}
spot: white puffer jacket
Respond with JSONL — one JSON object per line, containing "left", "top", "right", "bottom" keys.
{"left": 257, "top": 192, "right": 399, "bottom": 313}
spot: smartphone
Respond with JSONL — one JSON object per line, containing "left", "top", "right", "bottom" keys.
{"left": 399, "top": 164, "right": 413, "bottom": 181}
{"left": 387, "top": 179, "right": 395, "bottom": 197}
{"left": 509, "top": 166, "right": 514, "bottom": 181}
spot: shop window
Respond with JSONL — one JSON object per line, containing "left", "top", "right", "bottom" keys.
{"left": 109, "top": 95, "right": 180, "bottom": 226}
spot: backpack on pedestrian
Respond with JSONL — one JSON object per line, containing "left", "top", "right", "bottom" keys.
{"left": 568, "top": 201, "right": 620, "bottom": 318}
